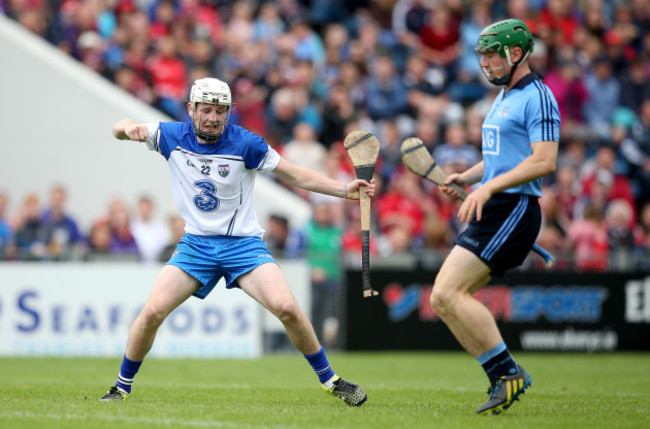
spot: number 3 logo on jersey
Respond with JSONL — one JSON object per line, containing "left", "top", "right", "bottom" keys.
{"left": 193, "top": 180, "right": 219, "bottom": 212}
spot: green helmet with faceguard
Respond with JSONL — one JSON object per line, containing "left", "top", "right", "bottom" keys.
{"left": 475, "top": 19, "right": 534, "bottom": 86}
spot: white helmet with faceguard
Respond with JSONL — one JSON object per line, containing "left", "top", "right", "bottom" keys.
{"left": 189, "top": 77, "right": 233, "bottom": 141}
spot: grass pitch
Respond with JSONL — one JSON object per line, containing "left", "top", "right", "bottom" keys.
{"left": 1, "top": 352, "right": 648, "bottom": 429}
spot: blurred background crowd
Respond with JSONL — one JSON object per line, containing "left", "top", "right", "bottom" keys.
{"left": 1, "top": 0, "right": 650, "bottom": 276}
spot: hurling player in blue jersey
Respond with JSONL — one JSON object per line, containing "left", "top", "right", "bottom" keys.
{"left": 433, "top": 19, "right": 560, "bottom": 415}
{"left": 99, "top": 77, "right": 374, "bottom": 407}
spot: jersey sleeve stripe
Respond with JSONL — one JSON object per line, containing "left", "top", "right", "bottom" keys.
{"left": 543, "top": 84, "right": 559, "bottom": 141}
{"left": 256, "top": 150, "right": 270, "bottom": 171}
{"left": 533, "top": 81, "right": 550, "bottom": 141}
{"left": 540, "top": 82, "right": 553, "bottom": 141}
{"left": 154, "top": 127, "right": 161, "bottom": 153}
{"left": 534, "top": 80, "right": 559, "bottom": 142}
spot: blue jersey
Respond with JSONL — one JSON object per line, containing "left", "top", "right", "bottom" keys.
{"left": 481, "top": 72, "right": 560, "bottom": 197}
{"left": 144, "top": 122, "right": 280, "bottom": 237}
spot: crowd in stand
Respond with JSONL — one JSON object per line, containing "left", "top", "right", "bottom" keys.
{"left": 2, "top": 0, "right": 650, "bottom": 273}
{"left": 0, "top": 186, "right": 184, "bottom": 264}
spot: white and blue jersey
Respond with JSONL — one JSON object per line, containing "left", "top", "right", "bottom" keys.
{"left": 481, "top": 72, "right": 560, "bottom": 197}
{"left": 144, "top": 122, "right": 280, "bottom": 237}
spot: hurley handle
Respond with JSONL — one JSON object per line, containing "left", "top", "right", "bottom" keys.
{"left": 356, "top": 166, "right": 378, "bottom": 298}
{"left": 344, "top": 130, "right": 380, "bottom": 298}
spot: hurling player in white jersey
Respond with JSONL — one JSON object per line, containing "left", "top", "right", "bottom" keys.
{"left": 433, "top": 19, "right": 560, "bottom": 415}
{"left": 100, "top": 77, "right": 375, "bottom": 407}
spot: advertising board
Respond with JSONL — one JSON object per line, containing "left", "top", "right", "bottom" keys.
{"left": 344, "top": 270, "right": 650, "bottom": 351}
{"left": 0, "top": 263, "right": 262, "bottom": 357}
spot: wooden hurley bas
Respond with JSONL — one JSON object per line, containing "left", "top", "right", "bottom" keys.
{"left": 400, "top": 137, "right": 468, "bottom": 198}
{"left": 344, "top": 130, "right": 380, "bottom": 298}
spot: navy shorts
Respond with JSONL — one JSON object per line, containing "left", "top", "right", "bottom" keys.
{"left": 167, "top": 234, "right": 277, "bottom": 299}
{"left": 454, "top": 193, "right": 541, "bottom": 276}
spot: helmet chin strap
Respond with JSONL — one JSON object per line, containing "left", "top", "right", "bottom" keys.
{"left": 194, "top": 127, "right": 222, "bottom": 142}
{"left": 489, "top": 64, "right": 517, "bottom": 86}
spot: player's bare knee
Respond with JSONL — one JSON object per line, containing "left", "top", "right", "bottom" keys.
{"left": 140, "top": 305, "right": 168, "bottom": 328}
{"left": 271, "top": 299, "right": 300, "bottom": 324}
{"left": 430, "top": 285, "right": 455, "bottom": 317}
{"left": 429, "top": 287, "right": 444, "bottom": 314}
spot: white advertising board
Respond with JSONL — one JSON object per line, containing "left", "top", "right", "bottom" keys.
{"left": 0, "top": 263, "right": 262, "bottom": 358}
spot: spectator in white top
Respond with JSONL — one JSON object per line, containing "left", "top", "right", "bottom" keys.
{"left": 130, "top": 195, "right": 170, "bottom": 264}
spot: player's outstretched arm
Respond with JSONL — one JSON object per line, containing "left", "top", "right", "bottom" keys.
{"left": 113, "top": 119, "right": 149, "bottom": 142}
{"left": 273, "top": 158, "right": 375, "bottom": 200}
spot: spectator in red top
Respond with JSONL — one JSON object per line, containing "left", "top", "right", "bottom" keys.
{"left": 377, "top": 169, "right": 428, "bottom": 237}
{"left": 149, "top": 0, "right": 174, "bottom": 41}
{"left": 579, "top": 145, "right": 636, "bottom": 225}
{"left": 230, "top": 76, "right": 268, "bottom": 138}
{"left": 178, "top": 0, "right": 224, "bottom": 49}
{"left": 417, "top": 5, "right": 460, "bottom": 70}
{"left": 147, "top": 35, "right": 187, "bottom": 119}
{"left": 567, "top": 204, "right": 609, "bottom": 271}
{"left": 537, "top": 0, "right": 581, "bottom": 48}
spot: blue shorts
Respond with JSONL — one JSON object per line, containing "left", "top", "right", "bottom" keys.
{"left": 166, "top": 234, "right": 277, "bottom": 299}
{"left": 454, "top": 193, "right": 541, "bottom": 277}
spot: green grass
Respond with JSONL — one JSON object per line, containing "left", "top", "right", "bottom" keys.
{"left": 1, "top": 353, "right": 648, "bottom": 429}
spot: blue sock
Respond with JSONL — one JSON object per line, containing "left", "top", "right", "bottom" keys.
{"left": 477, "top": 341, "right": 518, "bottom": 385}
{"left": 115, "top": 354, "right": 142, "bottom": 394}
{"left": 304, "top": 347, "right": 336, "bottom": 384}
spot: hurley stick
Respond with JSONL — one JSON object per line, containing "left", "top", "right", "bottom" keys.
{"left": 400, "top": 137, "right": 468, "bottom": 198}
{"left": 344, "top": 130, "right": 380, "bottom": 297}
{"left": 400, "top": 137, "right": 555, "bottom": 268}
